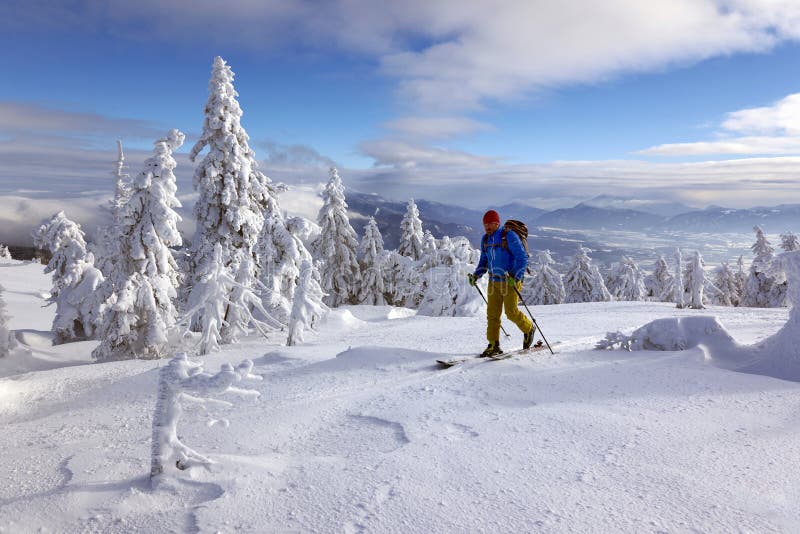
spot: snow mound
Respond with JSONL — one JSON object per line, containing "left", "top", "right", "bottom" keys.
{"left": 311, "top": 346, "right": 433, "bottom": 373}
{"left": 623, "top": 316, "right": 739, "bottom": 352}
{"left": 386, "top": 307, "right": 416, "bottom": 320}
{"left": 599, "top": 313, "right": 800, "bottom": 383}
{"left": 321, "top": 308, "right": 368, "bottom": 330}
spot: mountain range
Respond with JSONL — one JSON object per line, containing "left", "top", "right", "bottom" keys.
{"left": 345, "top": 192, "right": 800, "bottom": 266}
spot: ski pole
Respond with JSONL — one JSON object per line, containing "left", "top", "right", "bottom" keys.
{"left": 510, "top": 281, "right": 555, "bottom": 355}
{"left": 473, "top": 283, "right": 511, "bottom": 339}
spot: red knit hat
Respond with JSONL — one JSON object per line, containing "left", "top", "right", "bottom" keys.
{"left": 482, "top": 210, "right": 500, "bottom": 224}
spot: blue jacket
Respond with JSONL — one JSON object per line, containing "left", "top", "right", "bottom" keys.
{"left": 474, "top": 227, "right": 528, "bottom": 282}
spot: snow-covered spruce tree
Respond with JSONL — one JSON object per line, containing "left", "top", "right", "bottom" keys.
{"left": 644, "top": 256, "right": 673, "bottom": 301}
{"left": 255, "top": 195, "right": 312, "bottom": 324}
{"left": 312, "top": 167, "right": 361, "bottom": 307}
{"left": 33, "top": 212, "right": 105, "bottom": 343}
{"left": 358, "top": 217, "right": 388, "bottom": 305}
{"left": 94, "top": 131, "right": 186, "bottom": 361}
{"left": 182, "top": 244, "right": 281, "bottom": 355}
{"left": 93, "top": 140, "right": 131, "bottom": 278}
{"left": 735, "top": 256, "right": 747, "bottom": 301}
{"left": 0, "top": 245, "right": 11, "bottom": 261}
{"left": 606, "top": 256, "right": 646, "bottom": 301}
{"left": 713, "top": 261, "right": 741, "bottom": 307}
{"left": 383, "top": 250, "right": 415, "bottom": 307}
{"left": 525, "top": 250, "right": 565, "bottom": 305}
{"left": 150, "top": 353, "right": 260, "bottom": 482}
{"left": 185, "top": 56, "right": 277, "bottom": 337}
{"left": 397, "top": 199, "right": 424, "bottom": 260}
{"left": 673, "top": 249, "right": 685, "bottom": 308}
{"left": 744, "top": 226, "right": 786, "bottom": 307}
{"left": 564, "top": 247, "right": 609, "bottom": 303}
{"left": 286, "top": 260, "right": 329, "bottom": 346}
{"left": 781, "top": 232, "right": 800, "bottom": 252}
{"left": 683, "top": 250, "right": 708, "bottom": 309}
{"left": 417, "top": 236, "right": 483, "bottom": 316}
{"left": 591, "top": 264, "right": 612, "bottom": 301}
{"left": 0, "top": 284, "right": 16, "bottom": 357}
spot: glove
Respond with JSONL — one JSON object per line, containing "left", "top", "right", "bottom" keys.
{"left": 506, "top": 274, "right": 520, "bottom": 287}
{"left": 468, "top": 273, "right": 478, "bottom": 286}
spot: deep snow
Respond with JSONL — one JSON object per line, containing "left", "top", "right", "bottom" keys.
{"left": 1, "top": 260, "right": 799, "bottom": 533}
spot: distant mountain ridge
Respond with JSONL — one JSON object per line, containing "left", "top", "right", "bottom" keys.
{"left": 344, "top": 190, "right": 800, "bottom": 266}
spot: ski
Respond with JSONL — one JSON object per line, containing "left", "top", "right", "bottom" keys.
{"left": 488, "top": 342, "right": 547, "bottom": 361}
{"left": 436, "top": 342, "right": 552, "bottom": 368}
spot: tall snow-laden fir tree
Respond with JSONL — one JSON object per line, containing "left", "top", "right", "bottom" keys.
{"left": 564, "top": 247, "right": 608, "bottom": 303}
{"left": 358, "top": 217, "right": 388, "bottom": 305}
{"left": 185, "top": 56, "right": 277, "bottom": 337}
{"left": 744, "top": 226, "right": 785, "bottom": 307}
{"left": 33, "top": 212, "right": 105, "bottom": 344}
{"left": 591, "top": 264, "right": 612, "bottom": 302}
{"left": 0, "top": 284, "right": 15, "bottom": 357}
{"left": 93, "top": 130, "right": 186, "bottom": 361}
{"left": 0, "top": 245, "right": 11, "bottom": 261}
{"left": 256, "top": 195, "right": 312, "bottom": 324}
{"left": 713, "top": 261, "right": 740, "bottom": 306}
{"left": 781, "top": 232, "right": 800, "bottom": 252}
{"left": 525, "top": 250, "right": 565, "bottom": 305}
{"left": 606, "top": 256, "right": 646, "bottom": 301}
{"left": 397, "top": 199, "right": 424, "bottom": 260}
{"left": 312, "top": 167, "right": 361, "bottom": 307}
{"left": 286, "top": 260, "right": 329, "bottom": 346}
{"left": 644, "top": 256, "right": 673, "bottom": 301}
{"left": 673, "top": 249, "right": 685, "bottom": 308}
{"left": 683, "top": 250, "right": 708, "bottom": 309}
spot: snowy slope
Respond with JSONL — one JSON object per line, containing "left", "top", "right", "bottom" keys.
{"left": 1, "top": 261, "right": 799, "bottom": 533}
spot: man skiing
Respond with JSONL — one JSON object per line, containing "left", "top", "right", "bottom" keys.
{"left": 468, "top": 210, "right": 535, "bottom": 357}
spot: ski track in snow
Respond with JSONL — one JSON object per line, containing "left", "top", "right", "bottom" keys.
{"left": 1, "top": 261, "right": 800, "bottom": 532}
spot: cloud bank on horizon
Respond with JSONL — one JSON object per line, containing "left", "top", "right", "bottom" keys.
{"left": 2, "top": 0, "right": 800, "bottom": 244}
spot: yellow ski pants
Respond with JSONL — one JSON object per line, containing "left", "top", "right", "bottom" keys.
{"left": 486, "top": 280, "right": 533, "bottom": 343}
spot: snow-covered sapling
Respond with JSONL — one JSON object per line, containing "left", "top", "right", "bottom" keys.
{"left": 286, "top": 260, "right": 329, "bottom": 346}
{"left": 606, "top": 256, "right": 646, "bottom": 301}
{"left": 150, "top": 353, "right": 261, "bottom": 482}
{"left": 0, "top": 245, "right": 11, "bottom": 261}
{"left": 744, "top": 226, "right": 786, "bottom": 307}
{"left": 181, "top": 244, "right": 282, "bottom": 355}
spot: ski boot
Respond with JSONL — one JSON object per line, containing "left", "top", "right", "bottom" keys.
{"left": 479, "top": 341, "right": 503, "bottom": 358}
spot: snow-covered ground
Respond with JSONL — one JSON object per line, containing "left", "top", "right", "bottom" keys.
{"left": 1, "top": 260, "right": 799, "bottom": 533}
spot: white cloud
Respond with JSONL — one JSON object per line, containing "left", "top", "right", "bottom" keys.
{"left": 8, "top": 1, "right": 800, "bottom": 115}
{"left": 640, "top": 92, "right": 800, "bottom": 156}
{"left": 359, "top": 139, "right": 497, "bottom": 168}
{"left": 383, "top": 116, "right": 492, "bottom": 139}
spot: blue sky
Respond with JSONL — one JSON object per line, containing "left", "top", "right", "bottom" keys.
{"left": 3, "top": 1, "right": 800, "bottom": 243}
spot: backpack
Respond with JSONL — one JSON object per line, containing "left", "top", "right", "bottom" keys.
{"left": 482, "top": 219, "right": 529, "bottom": 254}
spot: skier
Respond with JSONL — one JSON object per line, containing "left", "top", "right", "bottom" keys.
{"left": 468, "top": 210, "right": 534, "bottom": 357}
